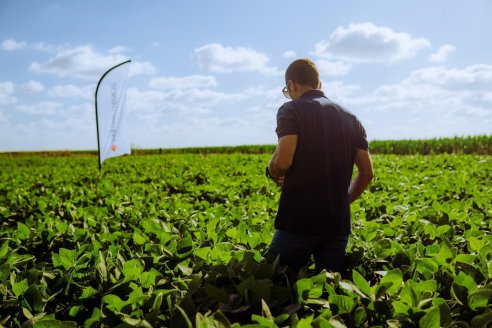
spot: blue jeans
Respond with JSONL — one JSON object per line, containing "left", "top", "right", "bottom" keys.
{"left": 268, "top": 230, "right": 349, "bottom": 273}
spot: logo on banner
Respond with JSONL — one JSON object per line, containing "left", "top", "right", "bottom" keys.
{"left": 111, "top": 144, "right": 117, "bottom": 152}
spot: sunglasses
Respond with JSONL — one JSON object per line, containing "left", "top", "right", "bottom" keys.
{"left": 282, "top": 86, "right": 291, "bottom": 99}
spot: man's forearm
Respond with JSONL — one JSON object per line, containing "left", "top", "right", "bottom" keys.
{"left": 348, "top": 172, "right": 373, "bottom": 203}
{"left": 268, "top": 150, "right": 283, "bottom": 178}
{"left": 268, "top": 136, "right": 297, "bottom": 179}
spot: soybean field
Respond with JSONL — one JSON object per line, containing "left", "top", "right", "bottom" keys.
{"left": 0, "top": 151, "right": 491, "bottom": 327}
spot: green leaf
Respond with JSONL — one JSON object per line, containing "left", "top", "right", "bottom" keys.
{"left": 17, "top": 222, "right": 30, "bottom": 240}
{"left": 250, "top": 280, "right": 273, "bottom": 304}
{"left": 352, "top": 270, "right": 373, "bottom": 299}
{"left": 261, "top": 299, "right": 274, "bottom": 321}
{"left": 467, "top": 288, "right": 492, "bottom": 310}
{"left": 205, "top": 283, "right": 230, "bottom": 304}
{"left": 122, "top": 259, "right": 145, "bottom": 281}
{"left": 295, "top": 278, "right": 312, "bottom": 301}
{"left": 83, "top": 307, "right": 102, "bottom": 328}
{"left": 96, "top": 251, "right": 107, "bottom": 284}
{"left": 353, "top": 306, "right": 367, "bottom": 326}
{"left": 468, "top": 236, "right": 483, "bottom": 252}
{"left": 380, "top": 268, "right": 403, "bottom": 294}
{"left": 177, "top": 234, "right": 193, "bottom": 254}
{"left": 0, "top": 241, "right": 9, "bottom": 258}
{"left": 140, "top": 269, "right": 160, "bottom": 288}
{"left": 374, "top": 282, "right": 393, "bottom": 300}
{"left": 297, "top": 315, "right": 314, "bottom": 328}
{"left": 24, "top": 284, "right": 45, "bottom": 312}
{"left": 33, "top": 320, "right": 77, "bottom": 328}
{"left": 455, "top": 271, "right": 478, "bottom": 292}
{"left": 392, "top": 301, "right": 410, "bottom": 315}
{"left": 177, "top": 263, "right": 193, "bottom": 275}
{"left": 12, "top": 278, "right": 29, "bottom": 297}
{"left": 451, "top": 282, "right": 468, "bottom": 305}
{"left": 194, "top": 247, "right": 211, "bottom": 260}
{"left": 69, "top": 305, "right": 82, "bottom": 317}
{"left": 121, "top": 316, "right": 153, "bottom": 328}
{"left": 471, "top": 311, "right": 492, "bottom": 328}
{"left": 434, "top": 243, "right": 453, "bottom": 265}
{"left": 438, "top": 301, "right": 452, "bottom": 327}
{"left": 196, "top": 310, "right": 232, "bottom": 328}
{"left": 237, "top": 275, "right": 255, "bottom": 298}
{"left": 0, "top": 264, "right": 10, "bottom": 281}
{"left": 416, "top": 280, "right": 437, "bottom": 293}
{"left": 101, "top": 294, "right": 125, "bottom": 312}
{"left": 79, "top": 286, "right": 96, "bottom": 300}
{"left": 416, "top": 258, "right": 439, "bottom": 274}
{"left": 251, "top": 314, "right": 277, "bottom": 328}
{"left": 207, "top": 217, "right": 219, "bottom": 244}
{"left": 55, "top": 220, "right": 68, "bottom": 234}
{"left": 59, "top": 248, "right": 77, "bottom": 270}
{"left": 400, "top": 284, "right": 419, "bottom": 307}
{"left": 419, "top": 307, "right": 440, "bottom": 328}
{"left": 132, "top": 231, "right": 148, "bottom": 245}
{"left": 172, "top": 302, "right": 194, "bottom": 328}
{"left": 328, "top": 295, "right": 355, "bottom": 314}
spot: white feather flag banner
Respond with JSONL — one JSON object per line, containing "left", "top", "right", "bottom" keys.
{"left": 95, "top": 60, "right": 131, "bottom": 170}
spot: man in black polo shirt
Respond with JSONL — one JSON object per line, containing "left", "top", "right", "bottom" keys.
{"left": 266, "top": 58, "right": 374, "bottom": 273}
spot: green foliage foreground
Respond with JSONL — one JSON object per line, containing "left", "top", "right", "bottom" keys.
{"left": 0, "top": 154, "right": 491, "bottom": 327}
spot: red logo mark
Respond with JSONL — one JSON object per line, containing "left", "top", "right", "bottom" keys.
{"left": 111, "top": 144, "right": 117, "bottom": 151}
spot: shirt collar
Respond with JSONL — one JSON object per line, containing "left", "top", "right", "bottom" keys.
{"left": 300, "top": 89, "right": 325, "bottom": 99}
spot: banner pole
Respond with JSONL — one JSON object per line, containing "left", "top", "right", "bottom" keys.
{"left": 95, "top": 93, "right": 102, "bottom": 172}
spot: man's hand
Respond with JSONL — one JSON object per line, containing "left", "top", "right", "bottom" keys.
{"left": 266, "top": 166, "right": 285, "bottom": 187}
{"left": 274, "top": 175, "right": 284, "bottom": 187}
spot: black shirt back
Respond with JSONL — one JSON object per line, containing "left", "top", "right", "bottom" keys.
{"left": 275, "top": 90, "right": 368, "bottom": 236}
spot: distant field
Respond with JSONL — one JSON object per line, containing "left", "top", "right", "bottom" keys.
{"left": 1, "top": 135, "right": 491, "bottom": 157}
{"left": 0, "top": 151, "right": 491, "bottom": 327}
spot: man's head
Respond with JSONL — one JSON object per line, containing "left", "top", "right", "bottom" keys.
{"left": 284, "top": 58, "right": 321, "bottom": 100}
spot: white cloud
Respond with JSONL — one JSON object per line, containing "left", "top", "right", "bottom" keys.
{"left": 127, "top": 85, "right": 252, "bottom": 115}
{"left": 429, "top": 44, "right": 456, "bottom": 63}
{"left": 335, "top": 64, "right": 492, "bottom": 139}
{"left": 313, "top": 22, "right": 431, "bottom": 63}
{"left": 282, "top": 50, "right": 297, "bottom": 58}
{"left": 1, "top": 38, "right": 26, "bottom": 51}
{"left": 31, "top": 42, "right": 59, "bottom": 53}
{"left": 407, "top": 64, "right": 492, "bottom": 90}
{"left": 322, "top": 81, "right": 361, "bottom": 102}
{"left": 48, "top": 84, "right": 93, "bottom": 100}
{"left": 20, "top": 80, "right": 44, "bottom": 93}
{"left": 195, "top": 43, "right": 280, "bottom": 75}
{"left": 129, "top": 62, "right": 156, "bottom": 77}
{"left": 316, "top": 59, "right": 351, "bottom": 76}
{"left": 29, "top": 45, "right": 156, "bottom": 79}
{"left": 1, "top": 103, "right": 96, "bottom": 151}
{"left": 108, "top": 46, "right": 131, "bottom": 54}
{"left": 149, "top": 75, "right": 217, "bottom": 90}
{"left": 16, "top": 101, "right": 64, "bottom": 115}
{"left": 0, "top": 82, "right": 16, "bottom": 106}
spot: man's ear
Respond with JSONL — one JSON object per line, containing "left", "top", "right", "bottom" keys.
{"left": 288, "top": 80, "right": 297, "bottom": 92}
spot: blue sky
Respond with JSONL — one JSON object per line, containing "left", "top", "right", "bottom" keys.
{"left": 1, "top": 0, "right": 491, "bottom": 151}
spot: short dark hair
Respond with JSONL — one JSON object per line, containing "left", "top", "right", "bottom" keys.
{"left": 285, "top": 58, "right": 320, "bottom": 89}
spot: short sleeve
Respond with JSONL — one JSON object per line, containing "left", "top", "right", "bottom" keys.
{"left": 354, "top": 117, "right": 369, "bottom": 150}
{"left": 275, "top": 103, "right": 298, "bottom": 138}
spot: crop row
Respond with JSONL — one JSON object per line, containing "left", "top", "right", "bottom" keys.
{"left": 0, "top": 154, "right": 491, "bottom": 327}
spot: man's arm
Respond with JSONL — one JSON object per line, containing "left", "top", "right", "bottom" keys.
{"left": 268, "top": 135, "right": 298, "bottom": 179}
{"left": 349, "top": 148, "right": 374, "bottom": 203}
